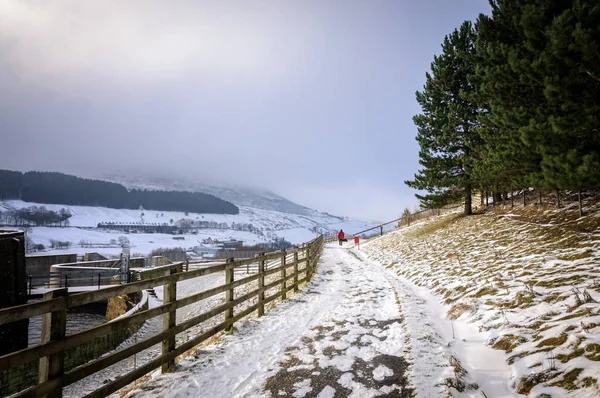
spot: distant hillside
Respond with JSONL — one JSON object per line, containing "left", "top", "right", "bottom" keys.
{"left": 99, "top": 174, "right": 328, "bottom": 217}
{"left": 0, "top": 170, "right": 239, "bottom": 215}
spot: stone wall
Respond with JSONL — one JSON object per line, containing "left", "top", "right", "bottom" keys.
{"left": 25, "top": 253, "right": 77, "bottom": 274}
{"left": 83, "top": 252, "right": 108, "bottom": 261}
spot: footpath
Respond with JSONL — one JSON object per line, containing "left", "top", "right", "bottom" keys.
{"left": 127, "top": 243, "right": 414, "bottom": 398}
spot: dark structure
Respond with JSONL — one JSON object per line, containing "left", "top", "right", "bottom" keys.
{"left": 0, "top": 230, "right": 29, "bottom": 355}
{"left": 97, "top": 222, "right": 178, "bottom": 234}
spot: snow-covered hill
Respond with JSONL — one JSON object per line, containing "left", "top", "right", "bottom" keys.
{"left": 96, "top": 174, "right": 321, "bottom": 216}
{"left": 2, "top": 200, "right": 372, "bottom": 257}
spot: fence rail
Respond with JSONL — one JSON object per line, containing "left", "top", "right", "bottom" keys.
{"left": 27, "top": 271, "right": 121, "bottom": 293}
{"left": 0, "top": 236, "right": 325, "bottom": 398}
{"left": 350, "top": 204, "right": 462, "bottom": 238}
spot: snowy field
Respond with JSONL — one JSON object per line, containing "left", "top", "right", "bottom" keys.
{"left": 2, "top": 200, "right": 374, "bottom": 256}
{"left": 25, "top": 226, "right": 262, "bottom": 257}
{"left": 362, "top": 204, "right": 600, "bottom": 397}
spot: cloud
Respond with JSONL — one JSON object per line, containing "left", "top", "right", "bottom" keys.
{"left": 0, "top": 1, "right": 276, "bottom": 94}
{"left": 0, "top": 0, "right": 489, "bottom": 220}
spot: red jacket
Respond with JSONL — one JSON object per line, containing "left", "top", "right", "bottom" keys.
{"left": 338, "top": 231, "right": 345, "bottom": 240}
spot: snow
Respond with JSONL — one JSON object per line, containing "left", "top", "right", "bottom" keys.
{"left": 360, "top": 206, "right": 600, "bottom": 397}
{"left": 4, "top": 200, "right": 374, "bottom": 257}
{"left": 26, "top": 226, "right": 260, "bottom": 257}
{"left": 124, "top": 243, "right": 412, "bottom": 398}
{"left": 315, "top": 385, "right": 336, "bottom": 398}
{"left": 18, "top": 201, "right": 594, "bottom": 396}
{"left": 3, "top": 200, "right": 370, "bottom": 234}
{"left": 372, "top": 365, "right": 393, "bottom": 381}
{"left": 63, "top": 270, "right": 226, "bottom": 397}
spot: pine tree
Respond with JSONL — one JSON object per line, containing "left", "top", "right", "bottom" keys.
{"left": 406, "top": 21, "right": 479, "bottom": 215}
{"left": 472, "top": 0, "right": 546, "bottom": 197}
{"left": 528, "top": 1, "right": 600, "bottom": 192}
{"left": 474, "top": 0, "right": 600, "bottom": 205}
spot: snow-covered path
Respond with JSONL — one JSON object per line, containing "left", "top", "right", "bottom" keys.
{"left": 127, "top": 244, "right": 413, "bottom": 398}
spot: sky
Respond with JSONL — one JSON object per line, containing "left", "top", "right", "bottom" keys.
{"left": 0, "top": 0, "right": 490, "bottom": 221}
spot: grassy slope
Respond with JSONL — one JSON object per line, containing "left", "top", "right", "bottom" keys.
{"left": 363, "top": 198, "right": 600, "bottom": 397}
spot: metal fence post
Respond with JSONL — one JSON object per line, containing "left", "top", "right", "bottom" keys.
{"left": 225, "top": 258, "right": 235, "bottom": 332}
{"left": 38, "top": 288, "right": 67, "bottom": 398}
{"left": 258, "top": 253, "right": 265, "bottom": 317}
{"left": 293, "top": 248, "right": 299, "bottom": 293}
{"left": 281, "top": 250, "right": 287, "bottom": 300}
{"left": 161, "top": 267, "right": 177, "bottom": 373}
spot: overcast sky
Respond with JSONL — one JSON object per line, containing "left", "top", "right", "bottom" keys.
{"left": 0, "top": 0, "right": 490, "bottom": 221}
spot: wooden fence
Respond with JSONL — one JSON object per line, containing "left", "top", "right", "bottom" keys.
{"left": 0, "top": 235, "right": 325, "bottom": 398}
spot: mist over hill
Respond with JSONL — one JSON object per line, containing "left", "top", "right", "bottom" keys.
{"left": 98, "top": 174, "right": 337, "bottom": 218}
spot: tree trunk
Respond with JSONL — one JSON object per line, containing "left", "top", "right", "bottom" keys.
{"left": 578, "top": 190, "right": 583, "bottom": 217}
{"left": 480, "top": 190, "right": 484, "bottom": 206}
{"left": 493, "top": 192, "right": 502, "bottom": 205}
{"left": 555, "top": 190, "right": 560, "bottom": 209}
{"left": 523, "top": 188, "right": 526, "bottom": 207}
{"left": 464, "top": 185, "right": 472, "bottom": 215}
{"left": 510, "top": 185, "right": 514, "bottom": 208}
{"left": 485, "top": 191, "right": 489, "bottom": 207}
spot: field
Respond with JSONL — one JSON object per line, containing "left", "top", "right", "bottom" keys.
{"left": 2, "top": 200, "right": 372, "bottom": 257}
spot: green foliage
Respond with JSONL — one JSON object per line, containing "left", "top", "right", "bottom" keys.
{"left": 408, "top": 0, "right": 600, "bottom": 207}
{"left": 0, "top": 169, "right": 239, "bottom": 215}
{"left": 406, "top": 21, "right": 480, "bottom": 214}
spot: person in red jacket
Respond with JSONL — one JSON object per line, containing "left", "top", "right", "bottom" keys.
{"left": 337, "top": 229, "right": 345, "bottom": 246}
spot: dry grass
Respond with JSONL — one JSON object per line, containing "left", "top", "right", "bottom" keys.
{"left": 492, "top": 334, "right": 527, "bottom": 353}
{"left": 364, "top": 195, "right": 600, "bottom": 396}
{"left": 537, "top": 333, "right": 568, "bottom": 348}
{"left": 585, "top": 343, "right": 600, "bottom": 361}
{"left": 550, "top": 368, "right": 584, "bottom": 390}
{"left": 447, "top": 303, "right": 475, "bottom": 320}
{"left": 407, "top": 213, "right": 465, "bottom": 238}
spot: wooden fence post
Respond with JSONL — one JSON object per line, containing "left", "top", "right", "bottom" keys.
{"left": 258, "top": 253, "right": 265, "bottom": 317}
{"left": 161, "top": 268, "right": 177, "bottom": 373}
{"left": 38, "top": 288, "right": 67, "bottom": 398}
{"left": 306, "top": 244, "right": 311, "bottom": 279}
{"left": 510, "top": 184, "right": 514, "bottom": 208}
{"left": 281, "top": 250, "right": 287, "bottom": 300}
{"left": 293, "top": 248, "right": 299, "bottom": 293}
{"left": 225, "top": 258, "right": 235, "bottom": 332}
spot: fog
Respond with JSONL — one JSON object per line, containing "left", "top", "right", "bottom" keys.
{"left": 0, "top": 0, "right": 490, "bottom": 221}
